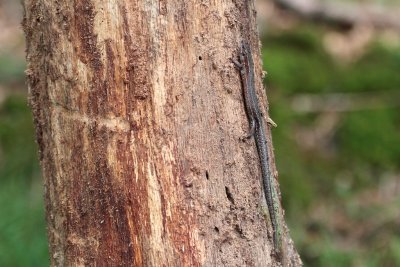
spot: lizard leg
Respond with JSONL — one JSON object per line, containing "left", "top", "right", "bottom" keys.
{"left": 267, "top": 117, "right": 277, "bottom": 127}
{"left": 242, "top": 118, "right": 256, "bottom": 140}
{"left": 231, "top": 58, "right": 243, "bottom": 69}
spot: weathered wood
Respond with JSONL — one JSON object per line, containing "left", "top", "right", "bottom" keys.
{"left": 23, "top": 0, "right": 301, "bottom": 266}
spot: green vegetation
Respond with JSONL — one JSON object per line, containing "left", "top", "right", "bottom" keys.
{"left": 0, "top": 55, "right": 26, "bottom": 85}
{"left": 262, "top": 24, "right": 400, "bottom": 267}
{"left": 0, "top": 96, "right": 49, "bottom": 266}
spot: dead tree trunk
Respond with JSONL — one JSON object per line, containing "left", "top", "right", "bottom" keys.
{"left": 23, "top": 0, "right": 301, "bottom": 266}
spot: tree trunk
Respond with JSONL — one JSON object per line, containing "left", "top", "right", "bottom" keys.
{"left": 23, "top": 0, "right": 301, "bottom": 266}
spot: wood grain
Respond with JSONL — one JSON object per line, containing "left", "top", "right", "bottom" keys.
{"left": 23, "top": 0, "right": 301, "bottom": 266}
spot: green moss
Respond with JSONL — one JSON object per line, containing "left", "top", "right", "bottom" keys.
{"left": 261, "top": 23, "right": 400, "bottom": 267}
{"left": 338, "top": 109, "right": 400, "bottom": 170}
{"left": 0, "top": 54, "right": 26, "bottom": 84}
{"left": 0, "top": 95, "right": 49, "bottom": 266}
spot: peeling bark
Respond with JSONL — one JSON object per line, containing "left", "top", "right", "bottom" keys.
{"left": 23, "top": 0, "right": 301, "bottom": 266}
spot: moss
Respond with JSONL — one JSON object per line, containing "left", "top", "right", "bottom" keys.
{"left": 261, "top": 23, "right": 400, "bottom": 267}
{"left": 0, "top": 95, "right": 49, "bottom": 266}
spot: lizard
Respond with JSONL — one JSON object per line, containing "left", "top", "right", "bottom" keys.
{"left": 232, "top": 41, "right": 281, "bottom": 255}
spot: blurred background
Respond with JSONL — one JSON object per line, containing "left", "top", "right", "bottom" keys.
{"left": 0, "top": 0, "right": 399, "bottom": 266}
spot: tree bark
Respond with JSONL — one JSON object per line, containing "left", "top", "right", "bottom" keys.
{"left": 23, "top": 0, "right": 301, "bottom": 266}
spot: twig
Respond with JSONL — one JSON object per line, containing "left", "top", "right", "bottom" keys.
{"left": 274, "top": 0, "right": 400, "bottom": 31}
{"left": 291, "top": 91, "right": 400, "bottom": 113}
